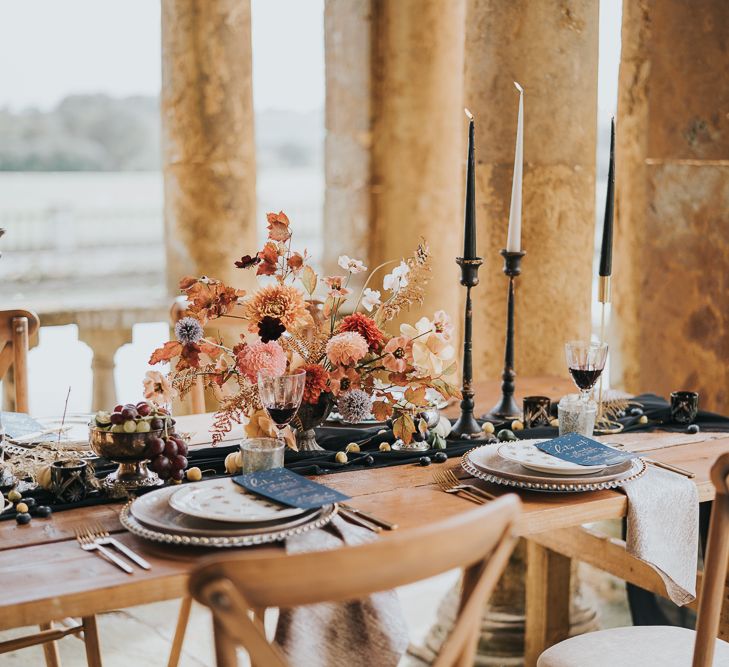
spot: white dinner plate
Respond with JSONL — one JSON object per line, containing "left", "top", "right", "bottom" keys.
{"left": 496, "top": 440, "right": 607, "bottom": 475}
{"left": 169, "top": 479, "right": 305, "bottom": 523}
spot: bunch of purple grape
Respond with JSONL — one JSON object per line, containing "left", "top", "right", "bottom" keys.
{"left": 146, "top": 431, "right": 189, "bottom": 482}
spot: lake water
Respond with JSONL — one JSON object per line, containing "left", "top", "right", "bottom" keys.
{"left": 0, "top": 168, "right": 324, "bottom": 415}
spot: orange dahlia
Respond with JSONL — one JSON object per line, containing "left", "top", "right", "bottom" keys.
{"left": 244, "top": 284, "right": 307, "bottom": 332}
{"left": 339, "top": 313, "right": 384, "bottom": 350}
{"left": 302, "top": 364, "right": 329, "bottom": 404}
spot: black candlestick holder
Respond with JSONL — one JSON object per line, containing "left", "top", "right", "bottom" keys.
{"left": 484, "top": 249, "right": 526, "bottom": 422}
{"left": 450, "top": 256, "right": 484, "bottom": 439}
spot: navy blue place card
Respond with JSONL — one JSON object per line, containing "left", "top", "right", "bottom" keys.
{"left": 233, "top": 468, "right": 350, "bottom": 509}
{"left": 2, "top": 412, "right": 45, "bottom": 439}
{"left": 536, "top": 433, "right": 637, "bottom": 467}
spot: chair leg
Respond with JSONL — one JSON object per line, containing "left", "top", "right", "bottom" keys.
{"left": 213, "top": 617, "right": 238, "bottom": 667}
{"left": 40, "top": 622, "right": 62, "bottom": 667}
{"left": 81, "top": 616, "right": 103, "bottom": 667}
{"left": 168, "top": 596, "right": 193, "bottom": 667}
{"left": 11, "top": 316, "right": 29, "bottom": 413}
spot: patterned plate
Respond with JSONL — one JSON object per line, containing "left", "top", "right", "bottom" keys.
{"left": 120, "top": 502, "right": 338, "bottom": 548}
{"left": 131, "top": 485, "right": 319, "bottom": 536}
{"left": 497, "top": 439, "right": 607, "bottom": 475}
{"left": 169, "top": 479, "right": 305, "bottom": 523}
{"left": 463, "top": 445, "right": 646, "bottom": 493}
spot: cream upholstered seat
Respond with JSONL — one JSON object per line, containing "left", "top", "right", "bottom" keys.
{"left": 539, "top": 453, "right": 729, "bottom": 667}
{"left": 537, "top": 625, "right": 729, "bottom": 666}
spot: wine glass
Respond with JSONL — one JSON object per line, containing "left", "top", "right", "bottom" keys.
{"left": 257, "top": 370, "right": 306, "bottom": 438}
{"left": 564, "top": 341, "right": 608, "bottom": 403}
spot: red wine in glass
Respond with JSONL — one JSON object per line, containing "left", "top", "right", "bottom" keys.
{"left": 565, "top": 341, "right": 608, "bottom": 404}
{"left": 568, "top": 367, "right": 603, "bottom": 392}
{"left": 267, "top": 403, "right": 299, "bottom": 427}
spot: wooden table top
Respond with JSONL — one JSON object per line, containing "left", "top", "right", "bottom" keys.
{"left": 2, "top": 376, "right": 728, "bottom": 630}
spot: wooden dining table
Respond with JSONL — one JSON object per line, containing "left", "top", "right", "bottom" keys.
{"left": 1, "top": 376, "right": 728, "bottom": 667}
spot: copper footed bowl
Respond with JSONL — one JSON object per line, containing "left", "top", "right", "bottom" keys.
{"left": 89, "top": 427, "right": 165, "bottom": 490}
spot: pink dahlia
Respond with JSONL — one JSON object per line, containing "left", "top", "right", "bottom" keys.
{"left": 235, "top": 341, "right": 287, "bottom": 382}
{"left": 326, "top": 332, "right": 368, "bottom": 366}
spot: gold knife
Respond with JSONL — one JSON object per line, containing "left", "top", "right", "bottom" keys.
{"left": 338, "top": 508, "right": 382, "bottom": 533}
{"left": 644, "top": 458, "right": 695, "bottom": 478}
{"left": 340, "top": 504, "right": 398, "bottom": 530}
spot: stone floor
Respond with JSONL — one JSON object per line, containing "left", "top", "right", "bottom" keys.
{"left": 1, "top": 566, "right": 629, "bottom": 667}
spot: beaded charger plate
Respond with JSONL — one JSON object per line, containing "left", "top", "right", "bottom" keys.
{"left": 462, "top": 445, "right": 647, "bottom": 493}
{"left": 120, "top": 502, "right": 338, "bottom": 548}
{"left": 131, "top": 485, "right": 320, "bottom": 537}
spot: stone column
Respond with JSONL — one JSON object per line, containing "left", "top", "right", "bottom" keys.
{"left": 78, "top": 328, "right": 133, "bottom": 412}
{"left": 323, "top": 0, "right": 373, "bottom": 278}
{"left": 464, "top": 0, "right": 598, "bottom": 379}
{"left": 368, "top": 0, "right": 467, "bottom": 321}
{"left": 613, "top": 0, "right": 729, "bottom": 412}
{"left": 161, "top": 0, "right": 258, "bottom": 293}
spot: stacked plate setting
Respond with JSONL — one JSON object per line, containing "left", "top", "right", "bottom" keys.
{"left": 120, "top": 478, "right": 337, "bottom": 547}
{"left": 461, "top": 439, "right": 647, "bottom": 493}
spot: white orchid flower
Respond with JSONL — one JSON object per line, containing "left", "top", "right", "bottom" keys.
{"left": 361, "top": 288, "right": 381, "bottom": 312}
{"left": 383, "top": 261, "right": 410, "bottom": 292}
{"left": 338, "top": 255, "right": 368, "bottom": 274}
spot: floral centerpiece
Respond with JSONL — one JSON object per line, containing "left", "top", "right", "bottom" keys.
{"left": 147, "top": 211, "right": 460, "bottom": 449}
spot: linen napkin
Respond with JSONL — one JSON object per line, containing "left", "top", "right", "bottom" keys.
{"left": 275, "top": 515, "right": 410, "bottom": 667}
{"left": 622, "top": 466, "right": 699, "bottom": 606}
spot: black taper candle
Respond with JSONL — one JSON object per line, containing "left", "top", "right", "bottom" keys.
{"left": 463, "top": 111, "right": 477, "bottom": 260}
{"left": 599, "top": 118, "right": 615, "bottom": 277}
{"left": 451, "top": 109, "right": 483, "bottom": 439}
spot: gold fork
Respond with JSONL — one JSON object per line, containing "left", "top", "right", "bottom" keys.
{"left": 75, "top": 526, "right": 133, "bottom": 574}
{"left": 88, "top": 522, "right": 151, "bottom": 570}
{"left": 432, "top": 469, "right": 494, "bottom": 504}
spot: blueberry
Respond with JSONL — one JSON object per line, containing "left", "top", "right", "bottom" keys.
{"left": 630, "top": 407, "right": 644, "bottom": 416}
{"left": 362, "top": 455, "right": 375, "bottom": 466}
{"left": 15, "top": 512, "right": 31, "bottom": 525}
{"left": 34, "top": 506, "right": 52, "bottom": 518}
{"left": 497, "top": 429, "right": 517, "bottom": 442}
{"left": 22, "top": 497, "right": 37, "bottom": 510}
{"left": 418, "top": 456, "right": 432, "bottom": 466}
{"left": 687, "top": 424, "right": 700, "bottom": 434}
{"left": 433, "top": 451, "right": 447, "bottom": 463}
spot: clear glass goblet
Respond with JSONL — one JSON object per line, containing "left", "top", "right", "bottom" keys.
{"left": 257, "top": 369, "right": 306, "bottom": 439}
{"left": 564, "top": 340, "right": 608, "bottom": 404}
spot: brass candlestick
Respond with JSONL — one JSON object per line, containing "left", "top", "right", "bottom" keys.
{"left": 484, "top": 249, "right": 526, "bottom": 421}
{"left": 450, "top": 256, "right": 484, "bottom": 438}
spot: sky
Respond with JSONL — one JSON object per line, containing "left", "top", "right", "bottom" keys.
{"left": 0, "top": 0, "right": 618, "bottom": 114}
{"left": 0, "top": 0, "right": 325, "bottom": 113}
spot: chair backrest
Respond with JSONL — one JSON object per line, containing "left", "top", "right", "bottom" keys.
{"left": 693, "top": 453, "right": 729, "bottom": 667}
{"left": 0, "top": 309, "right": 40, "bottom": 413}
{"left": 190, "top": 494, "right": 521, "bottom": 667}
{"left": 169, "top": 299, "right": 205, "bottom": 413}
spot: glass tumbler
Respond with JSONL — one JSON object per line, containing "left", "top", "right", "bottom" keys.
{"left": 670, "top": 391, "right": 699, "bottom": 425}
{"left": 240, "top": 437, "right": 285, "bottom": 473}
{"left": 558, "top": 394, "right": 597, "bottom": 437}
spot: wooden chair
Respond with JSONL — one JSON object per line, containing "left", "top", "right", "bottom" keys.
{"left": 538, "top": 452, "right": 729, "bottom": 667}
{"left": 188, "top": 495, "right": 521, "bottom": 667}
{"left": 170, "top": 300, "right": 205, "bottom": 413}
{"left": 0, "top": 309, "right": 40, "bottom": 412}
{"left": 0, "top": 309, "right": 103, "bottom": 667}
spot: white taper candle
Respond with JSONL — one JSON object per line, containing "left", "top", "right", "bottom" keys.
{"left": 506, "top": 82, "right": 524, "bottom": 253}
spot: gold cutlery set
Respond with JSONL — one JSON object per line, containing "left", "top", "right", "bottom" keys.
{"left": 75, "top": 524, "right": 151, "bottom": 574}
